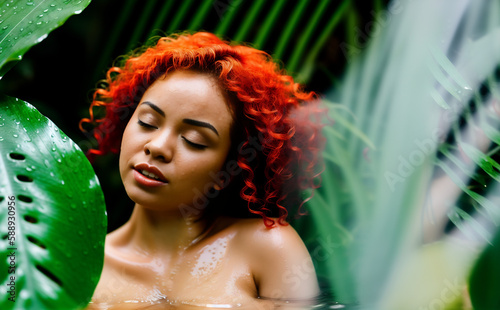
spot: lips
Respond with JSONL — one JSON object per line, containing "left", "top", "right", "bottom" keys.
{"left": 133, "top": 163, "right": 168, "bottom": 186}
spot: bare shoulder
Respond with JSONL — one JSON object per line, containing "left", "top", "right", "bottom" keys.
{"left": 228, "top": 218, "right": 307, "bottom": 252}
{"left": 224, "top": 217, "right": 320, "bottom": 300}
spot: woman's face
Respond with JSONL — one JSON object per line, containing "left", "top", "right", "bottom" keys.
{"left": 119, "top": 70, "right": 233, "bottom": 213}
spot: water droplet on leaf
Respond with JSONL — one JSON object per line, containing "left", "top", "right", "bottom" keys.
{"left": 36, "top": 34, "right": 48, "bottom": 42}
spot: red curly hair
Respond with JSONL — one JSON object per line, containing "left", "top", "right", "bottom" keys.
{"left": 80, "top": 31, "right": 324, "bottom": 228}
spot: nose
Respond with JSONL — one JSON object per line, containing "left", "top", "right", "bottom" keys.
{"left": 144, "top": 130, "right": 174, "bottom": 163}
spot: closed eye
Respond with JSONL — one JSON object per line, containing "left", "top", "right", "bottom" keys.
{"left": 182, "top": 137, "right": 207, "bottom": 150}
{"left": 137, "top": 119, "right": 157, "bottom": 129}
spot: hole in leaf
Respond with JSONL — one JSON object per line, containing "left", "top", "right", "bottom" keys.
{"left": 28, "top": 236, "right": 46, "bottom": 249}
{"left": 0, "top": 196, "right": 4, "bottom": 203}
{"left": 1, "top": 234, "right": 7, "bottom": 240}
{"left": 36, "top": 265, "right": 62, "bottom": 287}
{"left": 18, "top": 195, "right": 33, "bottom": 203}
{"left": 24, "top": 215, "right": 38, "bottom": 224}
{"left": 479, "top": 82, "right": 490, "bottom": 99}
{"left": 16, "top": 175, "right": 33, "bottom": 182}
{"left": 9, "top": 152, "right": 26, "bottom": 160}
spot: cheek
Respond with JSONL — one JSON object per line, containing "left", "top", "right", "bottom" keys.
{"left": 178, "top": 152, "right": 227, "bottom": 180}
{"left": 119, "top": 123, "right": 140, "bottom": 172}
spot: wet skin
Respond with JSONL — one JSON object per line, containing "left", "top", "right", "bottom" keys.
{"left": 87, "top": 71, "right": 320, "bottom": 309}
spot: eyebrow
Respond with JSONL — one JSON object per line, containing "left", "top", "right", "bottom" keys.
{"left": 183, "top": 119, "right": 219, "bottom": 136}
{"left": 140, "top": 101, "right": 219, "bottom": 136}
{"left": 141, "top": 101, "right": 165, "bottom": 117}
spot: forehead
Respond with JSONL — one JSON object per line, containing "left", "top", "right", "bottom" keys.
{"left": 140, "top": 70, "right": 233, "bottom": 124}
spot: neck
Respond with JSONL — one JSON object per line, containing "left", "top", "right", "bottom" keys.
{"left": 116, "top": 204, "right": 210, "bottom": 254}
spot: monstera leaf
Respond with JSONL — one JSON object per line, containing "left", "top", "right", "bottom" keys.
{"left": 0, "top": 95, "right": 106, "bottom": 309}
{"left": 0, "top": 0, "right": 92, "bottom": 77}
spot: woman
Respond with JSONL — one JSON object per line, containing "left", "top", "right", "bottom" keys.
{"left": 81, "top": 31, "right": 325, "bottom": 309}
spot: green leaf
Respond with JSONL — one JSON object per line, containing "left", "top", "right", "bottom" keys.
{"left": 0, "top": 95, "right": 106, "bottom": 310}
{"left": 459, "top": 142, "right": 500, "bottom": 183}
{"left": 325, "top": 101, "right": 376, "bottom": 151}
{"left": 469, "top": 226, "right": 500, "bottom": 310}
{"left": 0, "top": 0, "right": 92, "bottom": 77}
